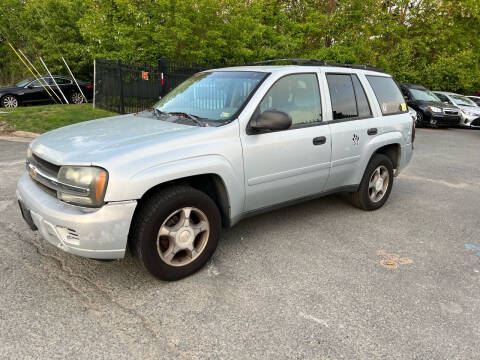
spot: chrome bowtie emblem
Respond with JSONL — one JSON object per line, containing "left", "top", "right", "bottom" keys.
{"left": 352, "top": 134, "right": 359, "bottom": 146}
{"left": 29, "top": 166, "right": 37, "bottom": 180}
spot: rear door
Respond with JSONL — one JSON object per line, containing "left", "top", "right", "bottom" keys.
{"left": 240, "top": 72, "right": 332, "bottom": 211}
{"left": 324, "top": 72, "right": 382, "bottom": 190}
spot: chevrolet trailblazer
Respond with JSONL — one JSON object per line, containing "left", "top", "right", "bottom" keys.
{"left": 17, "top": 60, "right": 414, "bottom": 280}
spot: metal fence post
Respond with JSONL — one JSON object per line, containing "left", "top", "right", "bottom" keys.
{"left": 118, "top": 60, "right": 125, "bottom": 114}
{"left": 93, "top": 59, "right": 96, "bottom": 108}
{"left": 158, "top": 57, "right": 169, "bottom": 97}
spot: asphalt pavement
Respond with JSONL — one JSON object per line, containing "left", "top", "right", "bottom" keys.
{"left": 0, "top": 128, "right": 479, "bottom": 359}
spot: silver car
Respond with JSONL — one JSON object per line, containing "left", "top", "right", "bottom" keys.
{"left": 466, "top": 96, "right": 480, "bottom": 107}
{"left": 17, "top": 62, "right": 414, "bottom": 280}
{"left": 434, "top": 91, "right": 480, "bottom": 128}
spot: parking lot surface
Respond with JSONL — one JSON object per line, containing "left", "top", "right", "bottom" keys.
{"left": 1, "top": 129, "right": 479, "bottom": 359}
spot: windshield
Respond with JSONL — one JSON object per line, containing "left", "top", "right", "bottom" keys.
{"left": 410, "top": 88, "right": 441, "bottom": 102}
{"left": 16, "top": 78, "right": 34, "bottom": 87}
{"left": 154, "top": 71, "right": 268, "bottom": 122}
{"left": 451, "top": 94, "right": 478, "bottom": 107}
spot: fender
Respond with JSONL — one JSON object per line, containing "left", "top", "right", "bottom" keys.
{"left": 105, "top": 154, "right": 245, "bottom": 222}
{"left": 353, "top": 131, "right": 404, "bottom": 185}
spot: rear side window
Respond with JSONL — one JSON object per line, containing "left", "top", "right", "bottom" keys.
{"left": 367, "top": 76, "right": 407, "bottom": 115}
{"left": 352, "top": 75, "right": 371, "bottom": 118}
{"left": 55, "top": 78, "right": 72, "bottom": 85}
{"left": 326, "top": 74, "right": 372, "bottom": 120}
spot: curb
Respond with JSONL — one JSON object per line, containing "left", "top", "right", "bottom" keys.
{"left": 11, "top": 131, "right": 40, "bottom": 139}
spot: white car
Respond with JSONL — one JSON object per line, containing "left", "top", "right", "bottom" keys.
{"left": 466, "top": 96, "right": 480, "bottom": 106}
{"left": 434, "top": 91, "right": 480, "bottom": 128}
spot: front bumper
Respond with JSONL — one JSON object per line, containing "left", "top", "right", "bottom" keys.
{"left": 460, "top": 114, "right": 480, "bottom": 128}
{"left": 428, "top": 114, "right": 461, "bottom": 127}
{"left": 16, "top": 173, "right": 137, "bottom": 259}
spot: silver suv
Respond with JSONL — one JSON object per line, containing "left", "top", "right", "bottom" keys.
{"left": 17, "top": 60, "right": 414, "bottom": 280}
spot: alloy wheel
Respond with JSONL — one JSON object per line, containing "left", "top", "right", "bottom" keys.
{"left": 2, "top": 96, "right": 18, "bottom": 108}
{"left": 71, "top": 92, "right": 84, "bottom": 104}
{"left": 368, "top": 165, "right": 390, "bottom": 203}
{"left": 156, "top": 207, "right": 210, "bottom": 267}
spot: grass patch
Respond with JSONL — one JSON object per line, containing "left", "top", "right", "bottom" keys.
{"left": 0, "top": 104, "right": 117, "bottom": 134}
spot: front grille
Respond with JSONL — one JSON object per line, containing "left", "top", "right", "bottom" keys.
{"left": 443, "top": 109, "right": 459, "bottom": 116}
{"left": 28, "top": 153, "right": 60, "bottom": 196}
{"left": 34, "top": 180, "right": 57, "bottom": 197}
{"left": 31, "top": 153, "right": 60, "bottom": 177}
{"left": 27, "top": 153, "right": 90, "bottom": 198}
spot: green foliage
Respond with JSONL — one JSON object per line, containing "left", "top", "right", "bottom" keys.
{"left": 0, "top": 0, "right": 479, "bottom": 93}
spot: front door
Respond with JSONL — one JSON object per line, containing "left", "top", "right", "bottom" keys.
{"left": 241, "top": 73, "right": 332, "bottom": 211}
{"left": 23, "top": 78, "right": 51, "bottom": 103}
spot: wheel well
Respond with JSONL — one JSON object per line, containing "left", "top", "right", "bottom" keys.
{"left": 0, "top": 94, "right": 18, "bottom": 103}
{"left": 137, "top": 174, "right": 231, "bottom": 227}
{"left": 374, "top": 144, "right": 400, "bottom": 169}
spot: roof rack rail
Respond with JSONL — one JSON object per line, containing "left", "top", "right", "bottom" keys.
{"left": 247, "top": 58, "right": 384, "bottom": 73}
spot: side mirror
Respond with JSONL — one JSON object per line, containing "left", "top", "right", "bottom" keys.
{"left": 249, "top": 110, "right": 292, "bottom": 132}
{"left": 26, "top": 84, "right": 34, "bottom": 89}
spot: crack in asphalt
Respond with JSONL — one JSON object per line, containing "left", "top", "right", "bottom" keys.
{"left": 2, "top": 221, "right": 190, "bottom": 359}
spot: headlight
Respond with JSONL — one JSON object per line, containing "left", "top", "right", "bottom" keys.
{"left": 461, "top": 109, "right": 479, "bottom": 116}
{"left": 57, "top": 166, "right": 108, "bottom": 207}
{"left": 427, "top": 106, "right": 442, "bottom": 113}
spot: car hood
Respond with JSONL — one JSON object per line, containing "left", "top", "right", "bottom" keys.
{"left": 455, "top": 104, "right": 480, "bottom": 113}
{"left": 0, "top": 86, "right": 19, "bottom": 93}
{"left": 413, "top": 100, "right": 454, "bottom": 109}
{"left": 30, "top": 113, "right": 199, "bottom": 165}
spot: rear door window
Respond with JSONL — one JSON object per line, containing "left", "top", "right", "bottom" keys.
{"left": 352, "top": 75, "right": 372, "bottom": 118}
{"left": 326, "top": 74, "right": 372, "bottom": 120}
{"left": 327, "top": 74, "right": 357, "bottom": 120}
{"left": 367, "top": 76, "right": 407, "bottom": 115}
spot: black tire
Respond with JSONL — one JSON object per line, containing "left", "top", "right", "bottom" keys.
{"left": 415, "top": 111, "right": 424, "bottom": 128}
{"left": 1, "top": 95, "right": 19, "bottom": 108}
{"left": 349, "top": 154, "right": 394, "bottom": 211}
{"left": 130, "top": 186, "right": 221, "bottom": 281}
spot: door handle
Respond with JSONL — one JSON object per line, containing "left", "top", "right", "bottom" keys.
{"left": 367, "top": 128, "right": 378, "bottom": 135}
{"left": 312, "top": 136, "right": 326, "bottom": 145}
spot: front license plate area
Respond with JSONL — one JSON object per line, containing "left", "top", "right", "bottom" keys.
{"left": 18, "top": 200, "right": 38, "bottom": 231}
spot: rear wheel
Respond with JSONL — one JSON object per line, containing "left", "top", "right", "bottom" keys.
{"left": 70, "top": 92, "right": 84, "bottom": 104}
{"left": 349, "top": 154, "right": 394, "bottom": 211}
{"left": 130, "top": 186, "right": 221, "bottom": 281}
{"left": 1, "top": 95, "right": 19, "bottom": 108}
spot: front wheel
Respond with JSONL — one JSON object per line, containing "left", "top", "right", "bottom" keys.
{"left": 1, "top": 95, "right": 19, "bottom": 108}
{"left": 415, "top": 111, "right": 425, "bottom": 128}
{"left": 130, "top": 186, "right": 221, "bottom": 281}
{"left": 349, "top": 154, "right": 394, "bottom": 211}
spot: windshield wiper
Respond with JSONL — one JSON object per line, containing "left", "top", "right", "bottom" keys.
{"left": 152, "top": 108, "right": 167, "bottom": 118}
{"left": 167, "top": 112, "right": 204, "bottom": 127}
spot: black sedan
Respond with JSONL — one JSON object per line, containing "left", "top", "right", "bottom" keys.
{"left": 0, "top": 76, "right": 93, "bottom": 108}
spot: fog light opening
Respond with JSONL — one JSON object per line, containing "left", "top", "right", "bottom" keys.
{"left": 430, "top": 120, "right": 437, "bottom": 125}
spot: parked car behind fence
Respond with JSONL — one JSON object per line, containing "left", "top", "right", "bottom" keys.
{"left": 0, "top": 76, "right": 92, "bottom": 108}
